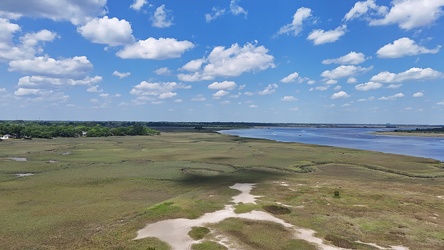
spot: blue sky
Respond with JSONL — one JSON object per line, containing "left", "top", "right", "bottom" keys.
{"left": 0, "top": 0, "right": 443, "bottom": 124}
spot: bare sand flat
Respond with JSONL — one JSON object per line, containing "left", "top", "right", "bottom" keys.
{"left": 135, "top": 183, "right": 410, "bottom": 250}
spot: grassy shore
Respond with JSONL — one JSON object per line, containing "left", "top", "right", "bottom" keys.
{"left": 1, "top": 132, "right": 443, "bottom": 249}
{"left": 375, "top": 131, "right": 444, "bottom": 137}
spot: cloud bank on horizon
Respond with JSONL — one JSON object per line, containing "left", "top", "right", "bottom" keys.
{"left": 0, "top": 0, "right": 443, "bottom": 124}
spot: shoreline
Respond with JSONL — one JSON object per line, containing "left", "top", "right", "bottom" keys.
{"left": 374, "top": 131, "right": 444, "bottom": 138}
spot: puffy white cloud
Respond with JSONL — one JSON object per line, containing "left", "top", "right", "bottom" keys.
{"left": 322, "top": 51, "right": 366, "bottom": 65}
{"left": 205, "top": 7, "right": 226, "bottom": 23}
{"left": 87, "top": 85, "right": 103, "bottom": 93}
{"left": 213, "top": 90, "right": 229, "bottom": 99}
{"left": 355, "top": 81, "right": 382, "bottom": 91}
{"left": 307, "top": 25, "right": 347, "bottom": 45}
{"left": 378, "top": 93, "right": 404, "bottom": 100}
{"left": 277, "top": 7, "right": 312, "bottom": 36}
{"left": 9, "top": 56, "right": 93, "bottom": 79}
{"left": 343, "top": 0, "right": 387, "bottom": 21}
{"left": 130, "top": 81, "right": 190, "bottom": 102}
{"left": 152, "top": 5, "right": 173, "bottom": 28}
{"left": 280, "top": 72, "right": 299, "bottom": 83}
{"left": 130, "top": 81, "right": 190, "bottom": 95}
{"left": 78, "top": 16, "right": 134, "bottom": 46}
{"left": 413, "top": 92, "right": 424, "bottom": 97}
{"left": 0, "top": 0, "right": 107, "bottom": 25}
{"left": 376, "top": 37, "right": 441, "bottom": 58}
{"left": 347, "top": 77, "right": 358, "bottom": 83}
{"left": 179, "top": 42, "right": 274, "bottom": 81}
{"left": 331, "top": 91, "right": 350, "bottom": 99}
{"left": 14, "top": 88, "right": 41, "bottom": 96}
{"left": 387, "top": 84, "right": 402, "bottom": 89}
{"left": 249, "top": 104, "right": 258, "bottom": 108}
{"left": 230, "top": 0, "right": 248, "bottom": 16}
{"left": 258, "top": 84, "right": 278, "bottom": 95}
{"left": 321, "top": 65, "right": 371, "bottom": 80}
{"left": 112, "top": 71, "right": 131, "bottom": 79}
{"left": 334, "top": 85, "right": 342, "bottom": 91}
{"left": 281, "top": 96, "right": 297, "bottom": 101}
{"left": 437, "top": 100, "right": 444, "bottom": 105}
{"left": 205, "top": 0, "right": 247, "bottom": 23}
{"left": 325, "top": 79, "right": 338, "bottom": 85}
{"left": 117, "top": 37, "right": 194, "bottom": 59}
{"left": 208, "top": 81, "right": 237, "bottom": 90}
{"left": 154, "top": 67, "right": 171, "bottom": 76}
{"left": 0, "top": 19, "right": 57, "bottom": 62}
{"left": 181, "top": 59, "right": 205, "bottom": 72}
{"left": 370, "top": 0, "right": 444, "bottom": 30}
{"left": 158, "top": 92, "right": 177, "bottom": 99}
{"left": 177, "top": 72, "right": 207, "bottom": 82}
{"left": 18, "top": 75, "right": 102, "bottom": 87}
{"left": 310, "top": 86, "right": 330, "bottom": 91}
{"left": 371, "top": 68, "right": 443, "bottom": 83}
{"left": 130, "top": 0, "right": 148, "bottom": 11}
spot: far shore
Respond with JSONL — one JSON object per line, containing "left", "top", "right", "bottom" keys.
{"left": 374, "top": 131, "right": 444, "bottom": 138}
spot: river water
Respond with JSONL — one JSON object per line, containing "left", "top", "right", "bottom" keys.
{"left": 219, "top": 127, "right": 443, "bottom": 162}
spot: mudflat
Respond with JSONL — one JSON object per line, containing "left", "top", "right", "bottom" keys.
{"left": 0, "top": 132, "right": 443, "bottom": 249}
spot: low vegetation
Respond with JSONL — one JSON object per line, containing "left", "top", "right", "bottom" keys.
{"left": 1, "top": 132, "right": 443, "bottom": 249}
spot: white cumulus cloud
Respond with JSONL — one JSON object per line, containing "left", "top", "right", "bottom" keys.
{"left": 277, "top": 7, "right": 312, "bottom": 36}
{"left": 281, "top": 96, "right": 297, "bottom": 101}
{"left": 378, "top": 93, "right": 404, "bottom": 100}
{"left": 230, "top": 0, "right": 248, "bottom": 16}
{"left": 369, "top": 0, "right": 444, "bottom": 30}
{"left": 355, "top": 82, "right": 382, "bottom": 91}
{"left": 117, "top": 37, "right": 194, "bottom": 60}
{"left": 78, "top": 16, "right": 134, "bottom": 46}
{"left": 208, "top": 81, "right": 237, "bottom": 90}
{"left": 307, "top": 25, "right": 347, "bottom": 45}
{"left": 213, "top": 90, "right": 230, "bottom": 99}
{"left": 152, "top": 5, "right": 173, "bottom": 28}
{"left": 322, "top": 51, "right": 367, "bottom": 65}
{"left": 258, "top": 84, "right": 278, "bottom": 95}
{"left": 413, "top": 92, "right": 424, "bottom": 97}
{"left": 130, "top": 0, "right": 148, "bottom": 11}
{"left": 112, "top": 71, "right": 131, "bottom": 79}
{"left": 179, "top": 42, "right": 274, "bottom": 81}
{"left": 321, "top": 65, "right": 371, "bottom": 80}
{"left": 376, "top": 37, "right": 441, "bottom": 58}
{"left": 280, "top": 72, "right": 299, "bottom": 83}
{"left": 0, "top": 0, "right": 107, "bottom": 25}
{"left": 9, "top": 56, "right": 93, "bottom": 79}
{"left": 343, "top": 0, "right": 387, "bottom": 21}
{"left": 371, "top": 67, "right": 443, "bottom": 83}
{"left": 331, "top": 91, "right": 350, "bottom": 99}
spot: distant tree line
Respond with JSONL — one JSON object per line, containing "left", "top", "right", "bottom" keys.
{"left": 0, "top": 121, "right": 160, "bottom": 139}
{"left": 394, "top": 127, "right": 444, "bottom": 133}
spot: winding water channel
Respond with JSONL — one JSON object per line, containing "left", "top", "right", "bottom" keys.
{"left": 220, "top": 127, "right": 443, "bottom": 162}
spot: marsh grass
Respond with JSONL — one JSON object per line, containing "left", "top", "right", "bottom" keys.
{"left": 188, "top": 226, "right": 211, "bottom": 240}
{"left": 212, "top": 218, "right": 317, "bottom": 250}
{"left": 1, "top": 133, "right": 443, "bottom": 249}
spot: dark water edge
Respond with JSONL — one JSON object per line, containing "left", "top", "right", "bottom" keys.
{"left": 219, "top": 127, "right": 444, "bottom": 162}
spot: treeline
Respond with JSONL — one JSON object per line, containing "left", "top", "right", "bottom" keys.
{"left": 0, "top": 121, "right": 160, "bottom": 139}
{"left": 394, "top": 127, "right": 444, "bottom": 133}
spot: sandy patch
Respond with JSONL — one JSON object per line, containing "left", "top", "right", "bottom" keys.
{"left": 437, "top": 196, "right": 443, "bottom": 200}
{"left": 61, "top": 152, "right": 71, "bottom": 155}
{"left": 9, "top": 157, "right": 27, "bottom": 161}
{"left": 356, "top": 241, "right": 409, "bottom": 250}
{"left": 135, "top": 183, "right": 409, "bottom": 250}
{"left": 15, "top": 173, "right": 34, "bottom": 177}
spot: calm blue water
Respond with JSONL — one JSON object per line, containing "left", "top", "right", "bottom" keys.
{"left": 220, "top": 127, "right": 444, "bottom": 162}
